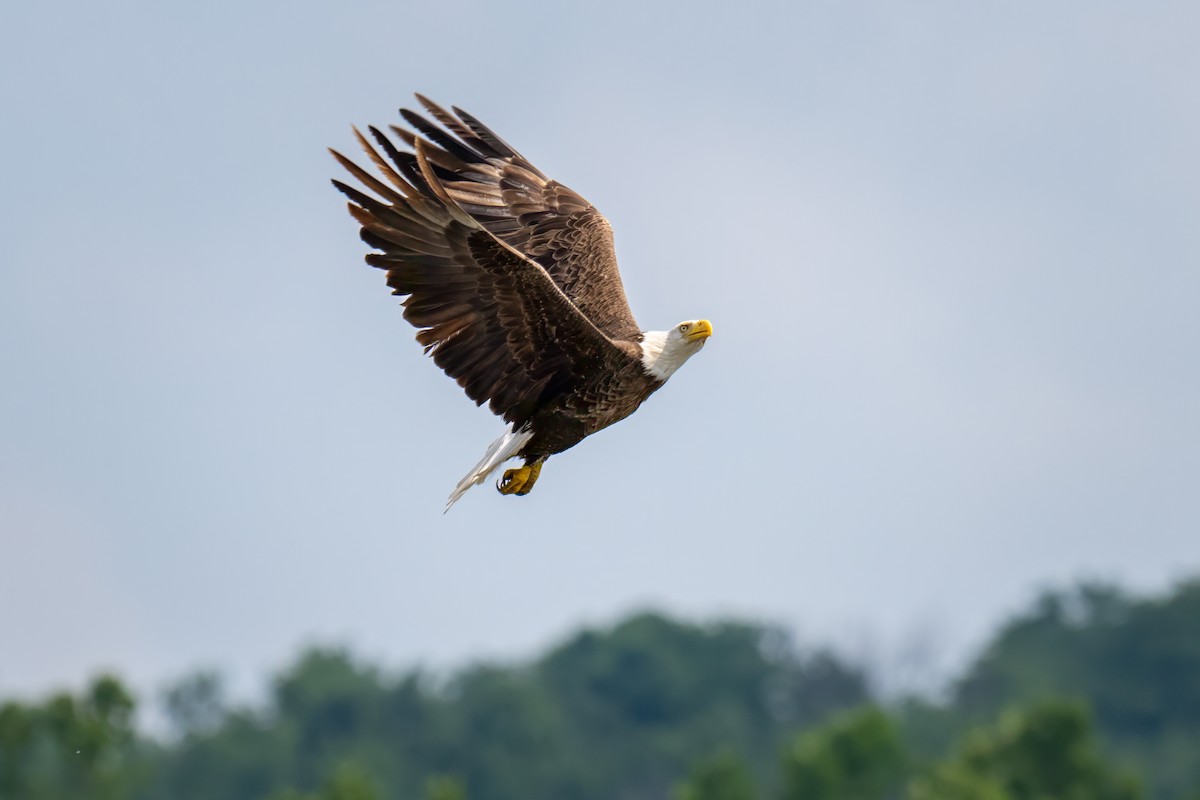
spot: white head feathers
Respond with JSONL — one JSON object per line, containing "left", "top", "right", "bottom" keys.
{"left": 640, "top": 319, "right": 713, "bottom": 381}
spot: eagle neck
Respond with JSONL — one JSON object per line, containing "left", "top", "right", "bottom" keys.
{"left": 639, "top": 331, "right": 686, "bottom": 382}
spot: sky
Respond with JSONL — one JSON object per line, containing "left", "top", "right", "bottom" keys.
{"left": 2, "top": 1, "right": 1198, "bottom": 706}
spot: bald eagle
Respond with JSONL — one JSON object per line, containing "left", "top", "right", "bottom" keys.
{"left": 331, "top": 95, "right": 712, "bottom": 510}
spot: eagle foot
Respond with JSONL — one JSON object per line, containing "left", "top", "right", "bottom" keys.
{"left": 497, "top": 462, "right": 542, "bottom": 496}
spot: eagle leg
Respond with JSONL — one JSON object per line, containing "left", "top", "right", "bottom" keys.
{"left": 497, "top": 460, "right": 543, "bottom": 496}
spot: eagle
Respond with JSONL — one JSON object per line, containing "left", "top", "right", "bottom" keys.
{"left": 331, "top": 95, "right": 712, "bottom": 510}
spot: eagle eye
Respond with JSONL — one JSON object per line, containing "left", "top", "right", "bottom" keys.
{"left": 679, "top": 324, "right": 689, "bottom": 332}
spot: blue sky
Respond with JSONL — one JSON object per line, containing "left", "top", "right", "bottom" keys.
{"left": 3, "top": 1, "right": 1198, "bottom": 702}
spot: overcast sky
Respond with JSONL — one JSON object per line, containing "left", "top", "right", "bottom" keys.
{"left": 3, "top": 1, "right": 1198, "bottom": 705}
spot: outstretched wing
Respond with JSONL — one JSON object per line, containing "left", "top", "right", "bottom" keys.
{"left": 331, "top": 131, "right": 637, "bottom": 429}
{"left": 382, "top": 95, "right": 643, "bottom": 342}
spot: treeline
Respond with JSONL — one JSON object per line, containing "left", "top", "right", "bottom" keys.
{"left": 2, "top": 579, "right": 1199, "bottom": 800}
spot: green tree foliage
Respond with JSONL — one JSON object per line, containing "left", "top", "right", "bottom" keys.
{"left": 138, "top": 613, "right": 867, "bottom": 800}
{"left": 265, "top": 761, "right": 382, "bottom": 800}
{"left": 163, "top": 670, "right": 226, "bottom": 739}
{"left": 424, "top": 775, "right": 467, "bottom": 800}
{"left": 3, "top": 583, "right": 1200, "bottom": 800}
{"left": 908, "top": 701, "right": 1142, "bottom": 800}
{"left": 953, "top": 580, "right": 1200, "bottom": 797}
{"left": 0, "top": 675, "right": 137, "bottom": 800}
{"left": 143, "top": 649, "right": 405, "bottom": 800}
{"left": 434, "top": 663, "right": 574, "bottom": 799}
{"left": 534, "top": 613, "right": 867, "bottom": 796}
{"left": 673, "top": 749, "right": 758, "bottom": 800}
{"left": 779, "top": 706, "right": 906, "bottom": 800}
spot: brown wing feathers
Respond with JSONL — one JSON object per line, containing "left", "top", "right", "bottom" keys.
{"left": 394, "top": 96, "right": 644, "bottom": 341}
{"left": 332, "top": 141, "right": 529, "bottom": 418}
{"left": 330, "top": 106, "right": 633, "bottom": 427}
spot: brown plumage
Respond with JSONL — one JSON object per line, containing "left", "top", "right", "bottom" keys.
{"left": 331, "top": 95, "right": 711, "bottom": 508}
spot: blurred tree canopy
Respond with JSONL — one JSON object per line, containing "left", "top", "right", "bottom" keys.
{"left": 0, "top": 675, "right": 137, "bottom": 800}
{"left": 779, "top": 706, "right": 905, "bottom": 800}
{"left": 0, "top": 580, "right": 1198, "bottom": 800}
{"left": 908, "top": 701, "right": 1142, "bottom": 800}
{"left": 948, "top": 579, "right": 1200, "bottom": 797}
{"left": 674, "top": 749, "right": 758, "bottom": 800}
{"left": 265, "top": 762, "right": 382, "bottom": 800}
{"left": 130, "top": 612, "right": 868, "bottom": 800}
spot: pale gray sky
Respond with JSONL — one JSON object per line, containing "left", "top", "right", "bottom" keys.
{"left": 3, "top": 1, "right": 1198, "bottom": 703}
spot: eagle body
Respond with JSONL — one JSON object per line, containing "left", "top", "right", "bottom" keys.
{"left": 515, "top": 342, "right": 661, "bottom": 459}
{"left": 332, "top": 95, "right": 711, "bottom": 509}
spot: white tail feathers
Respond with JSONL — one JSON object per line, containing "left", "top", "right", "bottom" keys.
{"left": 444, "top": 424, "right": 534, "bottom": 512}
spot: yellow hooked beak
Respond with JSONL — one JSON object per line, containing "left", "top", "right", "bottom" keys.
{"left": 686, "top": 319, "right": 713, "bottom": 343}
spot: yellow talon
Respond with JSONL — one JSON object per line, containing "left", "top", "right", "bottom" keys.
{"left": 497, "top": 462, "right": 543, "bottom": 496}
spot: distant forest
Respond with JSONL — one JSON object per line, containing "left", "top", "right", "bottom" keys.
{"left": 3, "top": 578, "right": 1199, "bottom": 800}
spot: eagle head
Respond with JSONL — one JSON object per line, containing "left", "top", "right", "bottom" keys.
{"left": 639, "top": 319, "right": 712, "bottom": 381}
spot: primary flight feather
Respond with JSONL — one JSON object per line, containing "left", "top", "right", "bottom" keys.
{"left": 331, "top": 95, "right": 712, "bottom": 510}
